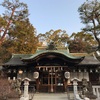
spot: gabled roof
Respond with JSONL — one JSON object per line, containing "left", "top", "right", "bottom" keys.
{"left": 3, "top": 56, "right": 25, "bottom": 66}
{"left": 79, "top": 55, "right": 100, "bottom": 65}
{"left": 3, "top": 54, "right": 34, "bottom": 66}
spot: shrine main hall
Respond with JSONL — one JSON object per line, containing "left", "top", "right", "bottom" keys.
{"left": 2, "top": 42, "right": 100, "bottom": 92}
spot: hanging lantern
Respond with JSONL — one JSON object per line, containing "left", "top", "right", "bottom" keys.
{"left": 33, "top": 72, "right": 39, "bottom": 79}
{"left": 64, "top": 71, "right": 70, "bottom": 79}
{"left": 19, "top": 70, "right": 23, "bottom": 74}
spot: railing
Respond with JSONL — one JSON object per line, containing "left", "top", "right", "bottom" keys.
{"left": 92, "top": 85, "right": 100, "bottom": 99}
{"left": 67, "top": 85, "right": 100, "bottom": 100}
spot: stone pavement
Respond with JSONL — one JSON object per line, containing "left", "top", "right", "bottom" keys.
{"left": 32, "top": 93, "right": 74, "bottom": 100}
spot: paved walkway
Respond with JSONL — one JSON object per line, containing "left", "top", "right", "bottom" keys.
{"left": 33, "top": 93, "right": 74, "bottom": 100}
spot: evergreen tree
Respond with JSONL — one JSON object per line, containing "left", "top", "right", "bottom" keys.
{"left": 0, "top": 0, "right": 29, "bottom": 45}
{"left": 0, "top": 0, "right": 39, "bottom": 63}
{"left": 38, "top": 29, "right": 69, "bottom": 47}
{"left": 78, "top": 0, "right": 100, "bottom": 50}
{"left": 68, "top": 32, "right": 97, "bottom": 53}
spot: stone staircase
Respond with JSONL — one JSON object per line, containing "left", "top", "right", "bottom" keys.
{"left": 32, "top": 93, "right": 73, "bottom": 100}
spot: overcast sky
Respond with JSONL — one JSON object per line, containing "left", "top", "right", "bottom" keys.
{"left": 0, "top": 0, "right": 87, "bottom": 35}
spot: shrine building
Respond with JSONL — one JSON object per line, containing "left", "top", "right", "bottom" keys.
{"left": 2, "top": 42, "right": 100, "bottom": 92}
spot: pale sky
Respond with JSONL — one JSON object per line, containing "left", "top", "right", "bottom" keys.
{"left": 0, "top": 0, "right": 87, "bottom": 35}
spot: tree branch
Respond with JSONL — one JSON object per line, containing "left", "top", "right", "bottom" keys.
{"left": 0, "top": 7, "right": 15, "bottom": 45}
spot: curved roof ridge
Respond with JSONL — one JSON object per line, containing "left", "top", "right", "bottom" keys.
{"left": 22, "top": 50, "right": 84, "bottom": 61}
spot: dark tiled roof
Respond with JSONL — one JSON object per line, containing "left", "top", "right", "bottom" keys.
{"left": 3, "top": 56, "right": 25, "bottom": 66}
{"left": 79, "top": 55, "right": 100, "bottom": 65}
{"left": 3, "top": 50, "right": 85, "bottom": 66}
{"left": 3, "top": 53, "right": 100, "bottom": 66}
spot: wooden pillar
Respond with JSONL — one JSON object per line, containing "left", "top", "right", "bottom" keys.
{"left": 55, "top": 72, "right": 57, "bottom": 93}
{"left": 36, "top": 79, "right": 39, "bottom": 92}
{"left": 48, "top": 72, "right": 50, "bottom": 92}
{"left": 50, "top": 70, "right": 53, "bottom": 92}
{"left": 64, "top": 79, "right": 67, "bottom": 92}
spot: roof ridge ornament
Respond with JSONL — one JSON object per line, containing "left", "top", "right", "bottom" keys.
{"left": 46, "top": 42, "right": 57, "bottom": 50}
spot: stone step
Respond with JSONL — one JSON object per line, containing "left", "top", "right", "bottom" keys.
{"left": 32, "top": 93, "right": 74, "bottom": 100}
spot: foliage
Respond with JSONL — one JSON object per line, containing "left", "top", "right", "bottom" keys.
{"left": 0, "top": 0, "right": 29, "bottom": 45}
{"left": 38, "top": 29, "right": 69, "bottom": 47}
{"left": 0, "top": 71, "right": 20, "bottom": 99}
{"left": 0, "top": 45, "right": 11, "bottom": 63}
{"left": 0, "top": 0, "right": 39, "bottom": 63}
{"left": 78, "top": 0, "right": 100, "bottom": 50}
{"left": 0, "top": 21, "right": 38, "bottom": 62}
{"left": 68, "top": 32, "right": 97, "bottom": 53}
{"left": 38, "top": 29, "right": 97, "bottom": 53}
{"left": 4, "top": 19, "right": 38, "bottom": 54}
{"left": 0, "top": 78, "right": 10, "bottom": 99}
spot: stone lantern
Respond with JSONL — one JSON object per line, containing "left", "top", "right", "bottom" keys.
{"left": 71, "top": 77, "right": 80, "bottom": 100}
{"left": 20, "top": 77, "right": 31, "bottom": 100}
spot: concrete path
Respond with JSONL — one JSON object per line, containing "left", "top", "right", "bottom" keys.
{"left": 33, "top": 93, "right": 72, "bottom": 100}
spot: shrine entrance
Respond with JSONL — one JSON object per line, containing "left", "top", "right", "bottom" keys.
{"left": 37, "top": 66, "right": 65, "bottom": 93}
